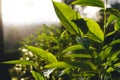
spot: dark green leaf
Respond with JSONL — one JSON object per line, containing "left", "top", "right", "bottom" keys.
{"left": 76, "top": 37, "right": 90, "bottom": 49}
{"left": 26, "top": 46, "right": 58, "bottom": 63}
{"left": 72, "top": 19, "right": 89, "bottom": 34}
{"left": 106, "top": 8, "right": 120, "bottom": 18}
{"left": 1, "top": 60, "right": 37, "bottom": 66}
{"left": 52, "top": 1, "right": 81, "bottom": 35}
{"left": 71, "top": 0, "right": 104, "bottom": 8}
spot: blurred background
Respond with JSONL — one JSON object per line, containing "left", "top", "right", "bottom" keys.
{"left": 0, "top": 0, "right": 120, "bottom": 80}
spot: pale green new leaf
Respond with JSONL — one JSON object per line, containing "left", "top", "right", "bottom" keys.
{"left": 85, "top": 18, "right": 104, "bottom": 43}
{"left": 1, "top": 60, "right": 37, "bottom": 66}
{"left": 52, "top": 1, "right": 81, "bottom": 35}
{"left": 71, "top": 0, "right": 104, "bottom": 8}
{"left": 26, "top": 46, "right": 57, "bottom": 63}
{"left": 31, "top": 71, "right": 46, "bottom": 80}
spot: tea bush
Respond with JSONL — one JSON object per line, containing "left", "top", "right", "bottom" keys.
{"left": 2, "top": 0, "right": 120, "bottom": 80}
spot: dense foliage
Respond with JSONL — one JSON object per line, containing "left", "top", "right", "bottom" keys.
{"left": 2, "top": 0, "right": 120, "bottom": 80}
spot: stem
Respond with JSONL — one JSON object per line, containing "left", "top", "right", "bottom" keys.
{"left": 103, "top": 0, "right": 107, "bottom": 37}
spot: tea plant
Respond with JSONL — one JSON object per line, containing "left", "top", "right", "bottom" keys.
{"left": 2, "top": 0, "right": 120, "bottom": 80}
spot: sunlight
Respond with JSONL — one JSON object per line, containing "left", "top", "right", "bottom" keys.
{"left": 2, "top": 0, "right": 61, "bottom": 25}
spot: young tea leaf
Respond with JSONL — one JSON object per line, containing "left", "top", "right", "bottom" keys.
{"left": 71, "top": 0, "right": 104, "bottom": 8}
{"left": 26, "top": 46, "right": 58, "bottom": 63}
{"left": 52, "top": 1, "right": 81, "bottom": 35}
{"left": 84, "top": 18, "right": 104, "bottom": 43}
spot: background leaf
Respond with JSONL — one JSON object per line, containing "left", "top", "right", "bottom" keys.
{"left": 1, "top": 60, "right": 37, "bottom": 66}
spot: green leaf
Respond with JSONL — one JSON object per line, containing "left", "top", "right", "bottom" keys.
{"left": 107, "top": 14, "right": 118, "bottom": 26}
{"left": 69, "top": 61, "right": 97, "bottom": 71}
{"left": 45, "top": 61, "right": 97, "bottom": 71}
{"left": 85, "top": 18, "right": 104, "bottom": 43}
{"left": 72, "top": 19, "right": 89, "bottom": 34}
{"left": 108, "top": 50, "right": 120, "bottom": 62}
{"left": 52, "top": 1, "right": 81, "bottom": 35}
{"left": 76, "top": 37, "right": 90, "bottom": 49}
{"left": 31, "top": 71, "right": 46, "bottom": 80}
{"left": 99, "top": 46, "right": 112, "bottom": 60}
{"left": 114, "top": 63, "right": 120, "bottom": 67}
{"left": 64, "top": 53, "right": 92, "bottom": 58}
{"left": 106, "top": 8, "right": 120, "bottom": 18}
{"left": 62, "top": 44, "right": 85, "bottom": 53}
{"left": 71, "top": 0, "right": 104, "bottom": 8}
{"left": 114, "top": 19, "right": 120, "bottom": 31}
{"left": 1, "top": 60, "right": 37, "bottom": 66}
{"left": 73, "top": 18, "right": 104, "bottom": 43}
{"left": 26, "top": 46, "right": 57, "bottom": 63}
{"left": 110, "top": 39, "right": 120, "bottom": 46}
{"left": 38, "top": 34, "right": 59, "bottom": 45}
{"left": 105, "top": 31, "right": 116, "bottom": 38}
{"left": 44, "top": 61, "right": 75, "bottom": 68}
{"left": 60, "top": 30, "right": 67, "bottom": 40}
{"left": 107, "top": 67, "right": 114, "bottom": 73}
